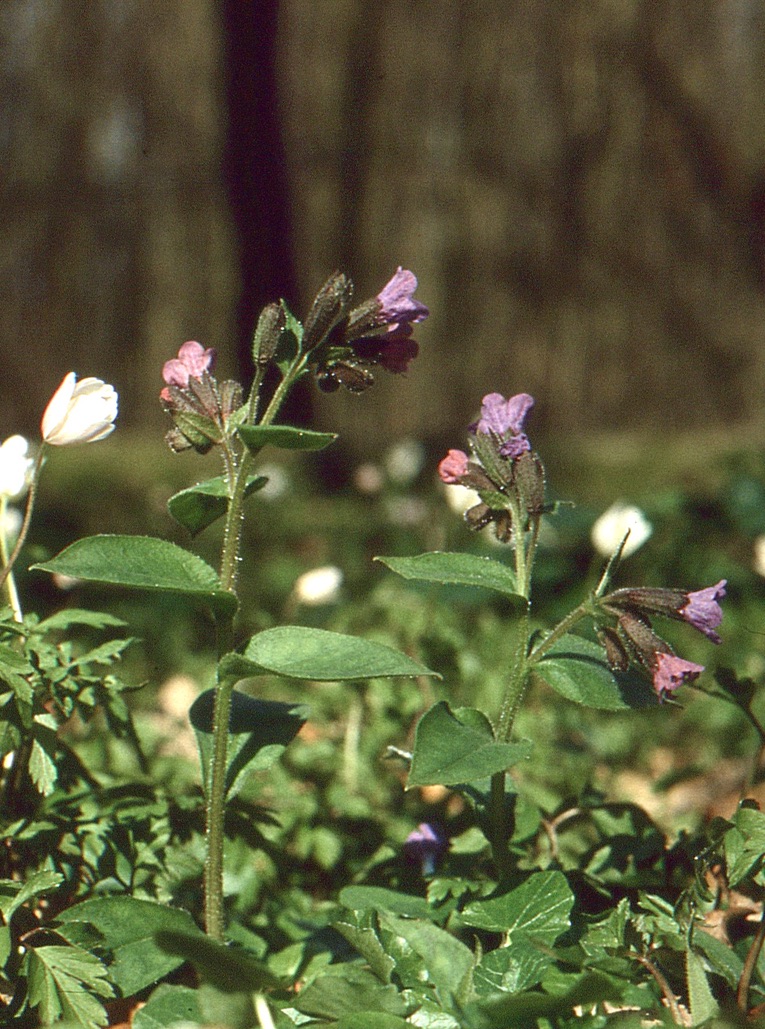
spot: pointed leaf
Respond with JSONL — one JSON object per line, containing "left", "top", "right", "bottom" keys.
{"left": 167, "top": 474, "right": 267, "bottom": 536}
{"left": 56, "top": 896, "right": 204, "bottom": 996}
{"left": 408, "top": 701, "right": 532, "bottom": 787}
{"left": 154, "top": 929, "right": 282, "bottom": 991}
{"left": 32, "top": 536, "right": 237, "bottom": 618}
{"left": 377, "top": 551, "right": 522, "bottom": 600}
{"left": 474, "top": 970, "right": 621, "bottom": 1026}
{"left": 26, "top": 944, "right": 112, "bottom": 1029}
{"left": 238, "top": 424, "right": 337, "bottom": 453}
{"left": 686, "top": 947, "right": 719, "bottom": 1026}
{"left": 339, "top": 886, "right": 432, "bottom": 918}
{"left": 460, "top": 870, "right": 574, "bottom": 939}
{"left": 242, "top": 626, "right": 438, "bottom": 681}
{"left": 190, "top": 688, "right": 307, "bottom": 797}
{"left": 379, "top": 913, "right": 475, "bottom": 1007}
{"left": 132, "top": 985, "right": 202, "bottom": 1029}
{"left": 532, "top": 633, "right": 656, "bottom": 709}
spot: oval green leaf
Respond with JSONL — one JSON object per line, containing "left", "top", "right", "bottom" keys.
{"left": 167, "top": 474, "right": 267, "bottom": 536}
{"left": 408, "top": 701, "right": 532, "bottom": 787}
{"left": 238, "top": 424, "right": 338, "bottom": 453}
{"left": 376, "top": 552, "right": 521, "bottom": 599}
{"left": 242, "top": 626, "right": 438, "bottom": 681}
{"left": 532, "top": 633, "right": 657, "bottom": 710}
{"left": 31, "top": 535, "right": 237, "bottom": 618}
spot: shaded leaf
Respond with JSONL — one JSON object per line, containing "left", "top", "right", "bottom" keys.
{"left": 154, "top": 929, "right": 282, "bottom": 992}
{"left": 408, "top": 702, "right": 532, "bottom": 787}
{"left": 25, "top": 944, "right": 112, "bottom": 1029}
{"left": 376, "top": 552, "right": 522, "bottom": 600}
{"left": 131, "top": 984, "right": 202, "bottom": 1029}
{"left": 533, "top": 634, "right": 656, "bottom": 709}
{"left": 167, "top": 474, "right": 267, "bottom": 536}
{"left": 238, "top": 424, "right": 337, "bottom": 453}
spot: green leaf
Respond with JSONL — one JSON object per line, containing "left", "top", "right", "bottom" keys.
{"left": 56, "top": 896, "right": 204, "bottom": 996}
{"left": 532, "top": 633, "right": 656, "bottom": 710}
{"left": 336, "top": 1016, "right": 409, "bottom": 1029}
{"left": 293, "top": 965, "right": 408, "bottom": 1020}
{"left": 36, "top": 609, "right": 128, "bottom": 632}
{"left": 473, "top": 970, "right": 622, "bottom": 1027}
{"left": 408, "top": 702, "right": 532, "bottom": 787}
{"left": 339, "top": 886, "right": 432, "bottom": 919}
{"left": 686, "top": 946, "right": 719, "bottom": 1026}
{"left": 376, "top": 552, "right": 522, "bottom": 599}
{"left": 131, "top": 984, "right": 202, "bottom": 1029}
{"left": 379, "top": 913, "right": 475, "bottom": 1008}
{"left": 725, "top": 804, "right": 765, "bottom": 886}
{"left": 241, "top": 626, "right": 438, "bottom": 681}
{"left": 0, "top": 869, "right": 63, "bottom": 922}
{"left": 473, "top": 941, "right": 554, "bottom": 996}
{"left": 238, "top": 424, "right": 338, "bottom": 454}
{"left": 189, "top": 689, "right": 307, "bottom": 798}
{"left": 167, "top": 474, "right": 267, "bottom": 536}
{"left": 460, "top": 870, "right": 574, "bottom": 939}
{"left": 25, "top": 944, "right": 112, "bottom": 1029}
{"left": 154, "top": 929, "right": 282, "bottom": 992}
{"left": 333, "top": 917, "right": 396, "bottom": 985}
{"left": 32, "top": 536, "right": 237, "bottom": 618}
{"left": 29, "top": 714, "right": 58, "bottom": 795}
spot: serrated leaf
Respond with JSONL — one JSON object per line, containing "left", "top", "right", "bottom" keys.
{"left": 532, "top": 633, "right": 656, "bottom": 709}
{"left": 686, "top": 946, "right": 719, "bottom": 1026}
{"left": 154, "top": 929, "right": 282, "bottom": 991}
{"left": 408, "top": 702, "right": 532, "bottom": 787}
{"left": 32, "top": 536, "right": 237, "bottom": 618}
{"left": 238, "top": 424, "right": 337, "bottom": 454}
{"left": 189, "top": 689, "right": 306, "bottom": 798}
{"left": 0, "top": 869, "right": 63, "bottom": 921}
{"left": 56, "top": 896, "right": 204, "bottom": 996}
{"left": 26, "top": 944, "right": 112, "bottom": 1029}
{"left": 376, "top": 552, "right": 522, "bottom": 600}
{"left": 460, "top": 870, "right": 574, "bottom": 938}
{"left": 29, "top": 714, "right": 58, "bottom": 795}
{"left": 167, "top": 474, "right": 267, "bottom": 536}
{"left": 241, "top": 626, "right": 437, "bottom": 681}
{"left": 36, "top": 610, "right": 128, "bottom": 633}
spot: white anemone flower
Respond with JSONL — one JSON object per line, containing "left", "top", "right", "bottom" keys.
{"left": 292, "top": 566, "right": 343, "bottom": 606}
{"left": 753, "top": 536, "right": 765, "bottom": 578}
{"left": 0, "top": 436, "right": 33, "bottom": 499}
{"left": 591, "top": 502, "right": 653, "bottom": 559}
{"left": 41, "top": 372, "right": 118, "bottom": 446}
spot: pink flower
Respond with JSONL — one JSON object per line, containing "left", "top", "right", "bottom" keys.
{"left": 376, "top": 268, "right": 429, "bottom": 330}
{"left": 652, "top": 653, "right": 704, "bottom": 699}
{"left": 438, "top": 449, "right": 470, "bottom": 484}
{"left": 680, "top": 580, "right": 726, "bottom": 644}
{"left": 162, "top": 341, "right": 216, "bottom": 391}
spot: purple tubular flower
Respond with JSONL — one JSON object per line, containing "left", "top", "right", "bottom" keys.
{"left": 474, "top": 392, "right": 534, "bottom": 457}
{"left": 162, "top": 341, "right": 216, "bottom": 389}
{"left": 652, "top": 653, "right": 704, "bottom": 699}
{"left": 403, "top": 823, "right": 446, "bottom": 876}
{"left": 680, "top": 580, "right": 726, "bottom": 644}
{"left": 377, "top": 267, "right": 429, "bottom": 329}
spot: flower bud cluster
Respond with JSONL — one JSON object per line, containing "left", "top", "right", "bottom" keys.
{"left": 159, "top": 342, "right": 243, "bottom": 453}
{"left": 597, "top": 580, "right": 726, "bottom": 699}
{"left": 438, "top": 392, "right": 544, "bottom": 542}
{"left": 307, "top": 267, "right": 428, "bottom": 393}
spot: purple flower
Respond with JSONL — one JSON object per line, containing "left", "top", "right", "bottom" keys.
{"left": 162, "top": 341, "right": 216, "bottom": 391}
{"left": 680, "top": 580, "right": 726, "bottom": 644}
{"left": 475, "top": 392, "right": 534, "bottom": 458}
{"left": 652, "top": 653, "right": 704, "bottom": 699}
{"left": 376, "top": 268, "right": 429, "bottom": 330}
{"left": 438, "top": 449, "right": 470, "bottom": 484}
{"left": 403, "top": 823, "right": 446, "bottom": 876}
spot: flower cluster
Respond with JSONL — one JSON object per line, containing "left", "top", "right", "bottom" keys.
{"left": 598, "top": 580, "right": 726, "bottom": 699}
{"left": 438, "top": 391, "right": 543, "bottom": 542}
{"left": 159, "top": 341, "right": 243, "bottom": 453}
{"left": 309, "top": 267, "right": 428, "bottom": 393}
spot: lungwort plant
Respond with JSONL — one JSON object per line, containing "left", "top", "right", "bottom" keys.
{"left": 0, "top": 269, "right": 763, "bottom": 1028}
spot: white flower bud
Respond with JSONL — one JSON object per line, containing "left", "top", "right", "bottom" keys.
{"left": 41, "top": 372, "right": 118, "bottom": 446}
{"left": 0, "top": 436, "right": 33, "bottom": 499}
{"left": 591, "top": 502, "right": 652, "bottom": 558}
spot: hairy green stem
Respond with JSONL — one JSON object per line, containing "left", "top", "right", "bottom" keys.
{"left": 204, "top": 354, "right": 308, "bottom": 939}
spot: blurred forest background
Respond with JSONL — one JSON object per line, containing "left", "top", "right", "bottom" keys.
{"left": 3, "top": 0, "right": 765, "bottom": 459}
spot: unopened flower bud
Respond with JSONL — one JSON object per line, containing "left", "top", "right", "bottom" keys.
{"left": 303, "top": 272, "right": 354, "bottom": 353}
{"left": 252, "top": 303, "right": 285, "bottom": 368}
{"left": 513, "top": 450, "right": 546, "bottom": 517}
